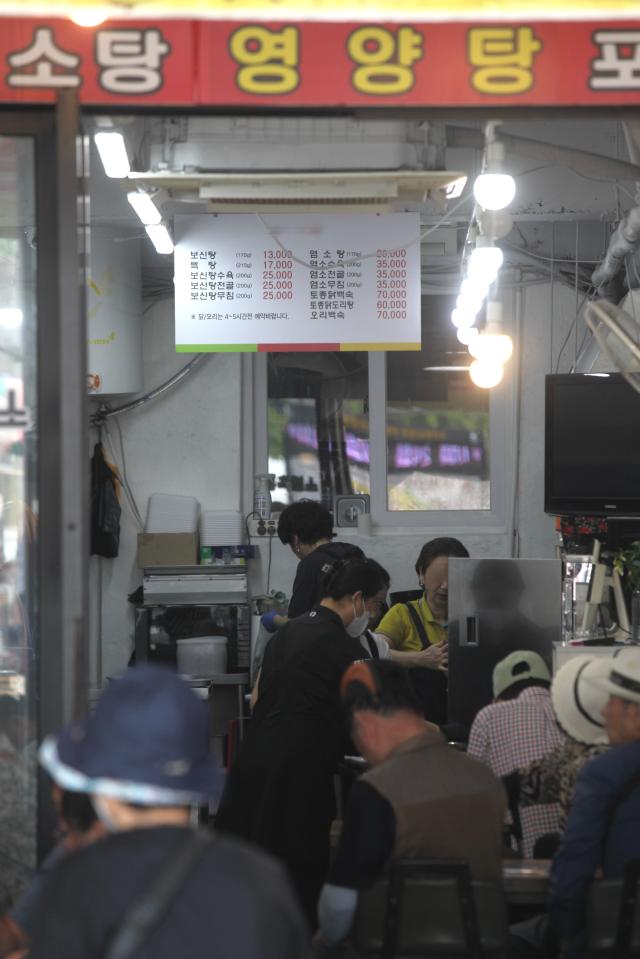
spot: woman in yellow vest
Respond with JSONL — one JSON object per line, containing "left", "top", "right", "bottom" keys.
{"left": 376, "top": 538, "right": 469, "bottom": 722}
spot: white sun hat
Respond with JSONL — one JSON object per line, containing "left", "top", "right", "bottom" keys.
{"left": 551, "top": 654, "right": 611, "bottom": 745}
{"left": 587, "top": 648, "right": 640, "bottom": 707}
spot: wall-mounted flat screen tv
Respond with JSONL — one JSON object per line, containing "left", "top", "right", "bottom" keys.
{"left": 545, "top": 373, "right": 640, "bottom": 516}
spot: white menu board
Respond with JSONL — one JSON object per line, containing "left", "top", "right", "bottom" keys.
{"left": 173, "top": 213, "right": 421, "bottom": 352}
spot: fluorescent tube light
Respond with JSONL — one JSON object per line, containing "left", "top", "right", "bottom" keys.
{"left": 127, "top": 192, "right": 162, "bottom": 226}
{"left": 94, "top": 132, "right": 130, "bottom": 179}
{"left": 145, "top": 224, "right": 174, "bottom": 255}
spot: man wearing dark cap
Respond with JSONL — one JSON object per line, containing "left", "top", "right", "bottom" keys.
{"left": 315, "top": 660, "right": 506, "bottom": 950}
{"left": 27, "top": 665, "right": 310, "bottom": 959}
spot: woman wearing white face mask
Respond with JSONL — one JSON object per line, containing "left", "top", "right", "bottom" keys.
{"left": 216, "top": 558, "right": 389, "bottom": 926}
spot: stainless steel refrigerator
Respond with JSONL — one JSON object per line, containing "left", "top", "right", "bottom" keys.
{"left": 447, "top": 557, "right": 561, "bottom": 728}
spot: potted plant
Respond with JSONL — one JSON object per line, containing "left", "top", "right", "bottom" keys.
{"left": 613, "top": 540, "right": 640, "bottom": 642}
{"left": 560, "top": 515, "right": 608, "bottom": 554}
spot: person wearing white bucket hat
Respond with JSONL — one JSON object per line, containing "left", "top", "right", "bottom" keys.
{"left": 514, "top": 655, "right": 611, "bottom": 840}
{"left": 543, "top": 648, "right": 640, "bottom": 958}
{"left": 552, "top": 654, "right": 611, "bottom": 745}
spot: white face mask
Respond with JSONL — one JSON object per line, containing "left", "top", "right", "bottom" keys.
{"left": 346, "top": 598, "right": 370, "bottom": 638}
{"left": 91, "top": 794, "right": 120, "bottom": 833}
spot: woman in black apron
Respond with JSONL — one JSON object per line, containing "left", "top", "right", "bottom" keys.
{"left": 215, "top": 558, "right": 389, "bottom": 925}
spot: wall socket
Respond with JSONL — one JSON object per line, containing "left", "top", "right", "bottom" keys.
{"left": 247, "top": 517, "right": 278, "bottom": 538}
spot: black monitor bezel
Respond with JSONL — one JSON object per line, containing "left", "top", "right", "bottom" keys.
{"left": 545, "top": 373, "right": 640, "bottom": 517}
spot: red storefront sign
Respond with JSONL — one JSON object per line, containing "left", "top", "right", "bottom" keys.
{"left": 1, "top": 17, "right": 640, "bottom": 106}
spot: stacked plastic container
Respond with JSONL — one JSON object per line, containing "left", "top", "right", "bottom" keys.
{"left": 145, "top": 493, "right": 200, "bottom": 533}
{"left": 200, "top": 511, "right": 245, "bottom": 548}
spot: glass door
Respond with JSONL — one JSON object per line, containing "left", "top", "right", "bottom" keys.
{"left": 0, "top": 100, "right": 87, "bottom": 901}
{"left": 0, "top": 131, "right": 38, "bottom": 905}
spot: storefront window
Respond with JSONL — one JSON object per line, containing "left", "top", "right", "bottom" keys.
{"left": 386, "top": 377, "right": 490, "bottom": 511}
{"left": 267, "top": 353, "right": 369, "bottom": 510}
{"left": 385, "top": 295, "right": 491, "bottom": 511}
{"left": 0, "top": 135, "right": 37, "bottom": 903}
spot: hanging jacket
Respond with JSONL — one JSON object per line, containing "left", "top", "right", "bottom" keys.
{"left": 90, "top": 442, "right": 121, "bottom": 558}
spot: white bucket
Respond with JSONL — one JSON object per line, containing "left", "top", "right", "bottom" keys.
{"left": 177, "top": 636, "right": 227, "bottom": 677}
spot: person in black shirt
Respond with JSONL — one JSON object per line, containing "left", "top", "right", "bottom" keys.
{"left": 216, "top": 558, "right": 390, "bottom": 925}
{"left": 29, "top": 665, "right": 309, "bottom": 959}
{"left": 277, "top": 500, "right": 364, "bottom": 618}
{"left": 316, "top": 660, "right": 505, "bottom": 952}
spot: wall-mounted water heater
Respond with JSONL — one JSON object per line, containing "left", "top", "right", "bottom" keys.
{"left": 87, "top": 224, "right": 143, "bottom": 396}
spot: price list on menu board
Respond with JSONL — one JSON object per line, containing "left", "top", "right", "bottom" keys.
{"left": 174, "top": 213, "right": 421, "bottom": 352}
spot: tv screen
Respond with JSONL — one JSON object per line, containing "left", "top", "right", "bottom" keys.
{"left": 545, "top": 374, "right": 640, "bottom": 515}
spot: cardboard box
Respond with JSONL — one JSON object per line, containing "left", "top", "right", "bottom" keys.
{"left": 137, "top": 533, "right": 199, "bottom": 568}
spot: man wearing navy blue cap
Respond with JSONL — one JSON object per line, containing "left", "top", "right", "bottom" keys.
{"left": 27, "top": 665, "right": 310, "bottom": 959}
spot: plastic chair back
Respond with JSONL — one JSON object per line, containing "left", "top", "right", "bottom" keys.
{"left": 588, "top": 860, "right": 640, "bottom": 957}
{"left": 351, "top": 859, "right": 508, "bottom": 959}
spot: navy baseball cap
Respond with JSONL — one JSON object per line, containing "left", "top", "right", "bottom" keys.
{"left": 39, "top": 665, "right": 224, "bottom": 805}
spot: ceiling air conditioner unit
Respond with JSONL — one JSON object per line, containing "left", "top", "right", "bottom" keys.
{"left": 127, "top": 170, "right": 467, "bottom": 213}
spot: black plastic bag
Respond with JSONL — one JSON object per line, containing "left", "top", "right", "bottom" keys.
{"left": 90, "top": 442, "right": 121, "bottom": 558}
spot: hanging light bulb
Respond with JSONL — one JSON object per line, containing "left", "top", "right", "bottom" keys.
{"left": 469, "top": 333, "right": 513, "bottom": 364}
{"left": 474, "top": 174, "right": 516, "bottom": 212}
{"left": 477, "top": 209, "right": 514, "bottom": 241}
{"left": 460, "top": 275, "right": 491, "bottom": 300}
{"left": 457, "top": 326, "right": 479, "bottom": 346}
{"left": 451, "top": 306, "right": 478, "bottom": 329}
{"left": 469, "top": 359, "right": 504, "bottom": 389}
{"left": 468, "top": 241, "right": 503, "bottom": 283}
{"left": 473, "top": 138, "right": 516, "bottom": 212}
{"left": 468, "top": 301, "right": 513, "bottom": 364}
{"left": 456, "top": 291, "right": 484, "bottom": 317}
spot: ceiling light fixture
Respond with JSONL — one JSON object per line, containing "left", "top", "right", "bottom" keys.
{"left": 94, "top": 132, "right": 130, "bottom": 179}
{"left": 145, "top": 224, "right": 174, "bottom": 255}
{"left": 127, "top": 191, "right": 163, "bottom": 226}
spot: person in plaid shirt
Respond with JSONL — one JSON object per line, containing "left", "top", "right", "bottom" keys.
{"left": 468, "top": 650, "right": 563, "bottom": 857}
